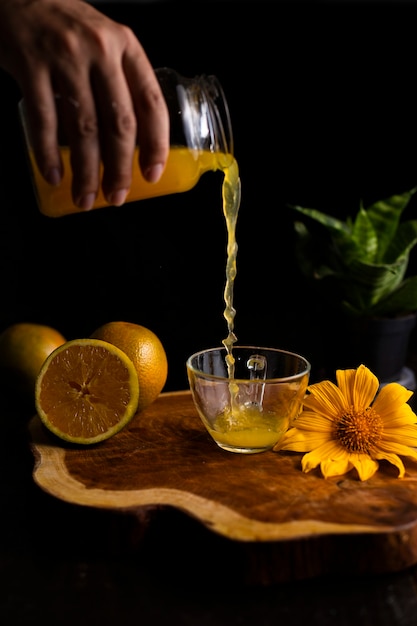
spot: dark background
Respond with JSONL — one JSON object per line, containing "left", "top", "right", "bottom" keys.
{"left": 1, "top": 0, "right": 417, "bottom": 390}
{"left": 2, "top": 4, "right": 417, "bottom": 626}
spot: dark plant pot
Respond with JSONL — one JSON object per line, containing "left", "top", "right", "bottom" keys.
{"left": 345, "top": 314, "right": 416, "bottom": 383}
{"left": 317, "top": 312, "right": 417, "bottom": 386}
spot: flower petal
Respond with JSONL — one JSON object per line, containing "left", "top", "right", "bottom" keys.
{"left": 335, "top": 367, "right": 360, "bottom": 405}
{"left": 301, "top": 440, "right": 348, "bottom": 476}
{"left": 383, "top": 424, "right": 417, "bottom": 447}
{"left": 380, "top": 403, "right": 417, "bottom": 428}
{"left": 348, "top": 452, "right": 379, "bottom": 481}
{"left": 355, "top": 365, "right": 380, "bottom": 407}
{"left": 377, "top": 440, "right": 417, "bottom": 463}
{"left": 373, "top": 450, "right": 406, "bottom": 478}
{"left": 303, "top": 379, "right": 348, "bottom": 417}
{"left": 301, "top": 395, "right": 339, "bottom": 421}
{"left": 275, "top": 427, "right": 331, "bottom": 452}
{"left": 320, "top": 450, "right": 353, "bottom": 478}
{"left": 373, "top": 383, "right": 415, "bottom": 420}
{"left": 337, "top": 365, "right": 379, "bottom": 408}
{"left": 290, "top": 410, "right": 334, "bottom": 432}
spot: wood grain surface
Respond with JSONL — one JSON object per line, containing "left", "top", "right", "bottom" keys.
{"left": 29, "top": 390, "right": 417, "bottom": 581}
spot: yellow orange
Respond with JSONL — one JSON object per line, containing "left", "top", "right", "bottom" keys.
{"left": 0, "top": 322, "right": 66, "bottom": 393}
{"left": 35, "top": 338, "right": 139, "bottom": 444}
{"left": 90, "top": 321, "right": 168, "bottom": 412}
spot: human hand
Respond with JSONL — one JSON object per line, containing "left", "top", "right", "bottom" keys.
{"left": 0, "top": 0, "right": 169, "bottom": 210}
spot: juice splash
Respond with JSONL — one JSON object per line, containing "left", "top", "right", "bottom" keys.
{"left": 28, "top": 147, "right": 227, "bottom": 218}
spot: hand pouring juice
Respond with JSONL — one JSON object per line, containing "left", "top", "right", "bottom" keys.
{"left": 19, "top": 67, "right": 234, "bottom": 218}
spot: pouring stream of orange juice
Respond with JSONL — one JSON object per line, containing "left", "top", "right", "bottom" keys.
{"left": 215, "top": 156, "right": 289, "bottom": 450}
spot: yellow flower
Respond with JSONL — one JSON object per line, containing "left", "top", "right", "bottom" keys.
{"left": 274, "top": 364, "right": 417, "bottom": 481}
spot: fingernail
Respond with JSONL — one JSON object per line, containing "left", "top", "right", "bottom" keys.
{"left": 107, "top": 189, "right": 128, "bottom": 206}
{"left": 144, "top": 164, "right": 164, "bottom": 183}
{"left": 46, "top": 167, "right": 62, "bottom": 186}
{"left": 75, "top": 193, "right": 96, "bottom": 211}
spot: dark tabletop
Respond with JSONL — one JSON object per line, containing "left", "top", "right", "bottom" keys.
{"left": 2, "top": 388, "right": 417, "bottom": 626}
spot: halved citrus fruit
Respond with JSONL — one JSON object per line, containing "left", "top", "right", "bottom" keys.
{"left": 35, "top": 338, "right": 140, "bottom": 444}
{"left": 90, "top": 321, "right": 168, "bottom": 412}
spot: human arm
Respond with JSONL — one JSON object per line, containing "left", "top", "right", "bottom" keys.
{"left": 0, "top": 0, "right": 169, "bottom": 210}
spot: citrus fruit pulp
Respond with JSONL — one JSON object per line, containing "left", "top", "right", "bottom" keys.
{"left": 35, "top": 338, "right": 140, "bottom": 444}
{"left": 90, "top": 321, "right": 168, "bottom": 412}
{"left": 0, "top": 322, "right": 66, "bottom": 393}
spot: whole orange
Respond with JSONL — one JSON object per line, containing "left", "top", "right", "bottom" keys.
{"left": 90, "top": 321, "right": 168, "bottom": 412}
{"left": 0, "top": 322, "right": 67, "bottom": 393}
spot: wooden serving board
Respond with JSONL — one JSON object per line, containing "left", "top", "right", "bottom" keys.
{"left": 29, "top": 390, "right": 417, "bottom": 582}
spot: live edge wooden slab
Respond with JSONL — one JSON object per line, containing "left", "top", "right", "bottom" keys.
{"left": 29, "top": 390, "right": 417, "bottom": 583}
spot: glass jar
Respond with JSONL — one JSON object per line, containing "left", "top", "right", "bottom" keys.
{"left": 19, "top": 67, "right": 233, "bottom": 217}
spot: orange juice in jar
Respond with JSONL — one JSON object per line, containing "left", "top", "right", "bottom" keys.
{"left": 19, "top": 68, "right": 234, "bottom": 218}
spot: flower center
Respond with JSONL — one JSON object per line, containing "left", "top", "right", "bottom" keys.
{"left": 335, "top": 405, "right": 383, "bottom": 453}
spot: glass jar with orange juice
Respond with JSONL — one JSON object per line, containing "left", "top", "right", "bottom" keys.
{"left": 19, "top": 67, "right": 233, "bottom": 217}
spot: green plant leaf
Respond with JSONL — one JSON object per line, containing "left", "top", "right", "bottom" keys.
{"left": 290, "top": 204, "right": 360, "bottom": 265}
{"left": 293, "top": 221, "right": 343, "bottom": 280}
{"left": 385, "top": 220, "right": 417, "bottom": 263}
{"left": 343, "top": 255, "right": 408, "bottom": 310}
{"left": 288, "top": 187, "right": 417, "bottom": 318}
{"left": 350, "top": 208, "right": 378, "bottom": 263}
{"left": 366, "top": 187, "right": 417, "bottom": 261}
{"left": 370, "top": 276, "right": 417, "bottom": 316}
{"left": 289, "top": 205, "right": 350, "bottom": 236}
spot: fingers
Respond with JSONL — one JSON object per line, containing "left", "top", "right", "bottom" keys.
{"left": 122, "top": 30, "right": 170, "bottom": 184}
{"left": 4, "top": 1, "right": 170, "bottom": 210}
{"left": 132, "top": 71, "right": 170, "bottom": 185}
{"left": 94, "top": 95, "right": 136, "bottom": 207}
{"left": 53, "top": 69, "right": 105, "bottom": 210}
{"left": 53, "top": 27, "right": 169, "bottom": 209}
{"left": 87, "top": 35, "right": 139, "bottom": 205}
{"left": 20, "top": 72, "right": 64, "bottom": 188}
